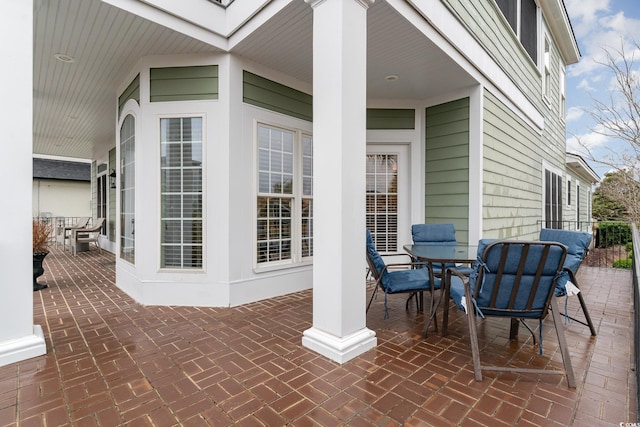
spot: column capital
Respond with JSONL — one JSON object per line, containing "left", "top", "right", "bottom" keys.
{"left": 305, "top": 0, "right": 374, "bottom": 9}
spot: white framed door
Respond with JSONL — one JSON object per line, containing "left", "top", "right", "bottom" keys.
{"left": 366, "top": 144, "right": 411, "bottom": 254}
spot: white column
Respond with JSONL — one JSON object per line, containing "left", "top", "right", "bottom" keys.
{"left": 468, "top": 85, "right": 483, "bottom": 243}
{"left": 302, "top": 0, "right": 376, "bottom": 363}
{"left": 0, "top": 0, "right": 46, "bottom": 367}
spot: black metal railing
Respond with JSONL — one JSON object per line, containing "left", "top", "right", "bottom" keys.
{"left": 538, "top": 220, "right": 594, "bottom": 233}
{"left": 538, "top": 220, "right": 633, "bottom": 268}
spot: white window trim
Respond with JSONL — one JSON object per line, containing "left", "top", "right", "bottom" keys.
{"left": 542, "top": 34, "right": 552, "bottom": 106}
{"left": 253, "top": 119, "right": 313, "bottom": 272}
{"left": 566, "top": 176, "right": 572, "bottom": 208}
{"left": 119, "top": 112, "right": 136, "bottom": 266}
{"left": 157, "top": 114, "right": 206, "bottom": 272}
{"left": 576, "top": 181, "right": 581, "bottom": 218}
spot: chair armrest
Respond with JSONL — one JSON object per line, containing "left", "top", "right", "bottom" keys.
{"left": 445, "top": 266, "right": 470, "bottom": 282}
{"left": 383, "top": 261, "right": 433, "bottom": 273}
{"left": 385, "top": 253, "right": 413, "bottom": 260}
{"left": 442, "top": 267, "right": 473, "bottom": 335}
{"left": 444, "top": 267, "right": 473, "bottom": 311}
{"left": 562, "top": 266, "right": 579, "bottom": 283}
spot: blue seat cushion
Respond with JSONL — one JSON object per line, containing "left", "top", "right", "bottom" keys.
{"left": 446, "top": 273, "right": 468, "bottom": 311}
{"left": 449, "top": 239, "right": 494, "bottom": 312}
{"left": 411, "top": 223, "right": 456, "bottom": 244}
{"left": 411, "top": 224, "right": 474, "bottom": 274}
{"left": 366, "top": 230, "right": 387, "bottom": 278}
{"left": 540, "top": 228, "right": 591, "bottom": 296}
{"left": 367, "top": 229, "right": 434, "bottom": 294}
{"left": 382, "top": 267, "right": 436, "bottom": 294}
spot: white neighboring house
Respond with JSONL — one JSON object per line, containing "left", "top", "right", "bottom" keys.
{"left": 563, "top": 153, "right": 600, "bottom": 230}
{"left": 32, "top": 157, "right": 91, "bottom": 219}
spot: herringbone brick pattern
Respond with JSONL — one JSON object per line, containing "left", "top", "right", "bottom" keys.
{"left": 0, "top": 247, "right": 635, "bottom": 425}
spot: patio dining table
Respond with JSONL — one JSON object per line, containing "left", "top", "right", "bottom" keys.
{"left": 403, "top": 243, "right": 478, "bottom": 337}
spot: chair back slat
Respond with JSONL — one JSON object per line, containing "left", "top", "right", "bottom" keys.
{"left": 507, "top": 245, "right": 525, "bottom": 310}
{"left": 487, "top": 244, "right": 508, "bottom": 307}
{"left": 524, "top": 245, "right": 550, "bottom": 310}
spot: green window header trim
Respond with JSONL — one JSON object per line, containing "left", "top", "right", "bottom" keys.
{"left": 367, "top": 109, "right": 415, "bottom": 129}
{"left": 150, "top": 65, "right": 219, "bottom": 102}
{"left": 243, "top": 71, "right": 313, "bottom": 122}
{"left": 118, "top": 74, "right": 140, "bottom": 118}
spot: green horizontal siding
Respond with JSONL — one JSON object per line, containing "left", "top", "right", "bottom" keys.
{"left": 118, "top": 74, "right": 140, "bottom": 118}
{"left": 243, "top": 71, "right": 312, "bottom": 122}
{"left": 483, "top": 90, "right": 542, "bottom": 239}
{"left": 243, "top": 71, "right": 417, "bottom": 129}
{"left": 150, "top": 65, "right": 218, "bottom": 102}
{"left": 366, "top": 109, "right": 415, "bottom": 129}
{"left": 425, "top": 98, "right": 470, "bottom": 244}
{"left": 443, "top": 0, "right": 540, "bottom": 106}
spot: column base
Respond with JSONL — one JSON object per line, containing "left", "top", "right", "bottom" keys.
{"left": 302, "top": 326, "right": 377, "bottom": 364}
{"left": 0, "top": 325, "right": 46, "bottom": 367}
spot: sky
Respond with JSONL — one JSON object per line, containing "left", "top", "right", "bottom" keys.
{"left": 563, "top": 0, "right": 640, "bottom": 179}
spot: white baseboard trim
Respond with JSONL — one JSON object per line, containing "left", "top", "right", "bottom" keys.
{"left": 302, "top": 326, "right": 377, "bottom": 364}
{"left": 0, "top": 325, "right": 47, "bottom": 367}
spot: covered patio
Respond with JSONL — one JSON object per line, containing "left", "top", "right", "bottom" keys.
{"left": 0, "top": 248, "right": 635, "bottom": 425}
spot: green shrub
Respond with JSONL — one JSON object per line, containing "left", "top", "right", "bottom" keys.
{"left": 625, "top": 241, "right": 633, "bottom": 256}
{"left": 595, "top": 221, "right": 632, "bottom": 248}
{"left": 613, "top": 258, "right": 633, "bottom": 269}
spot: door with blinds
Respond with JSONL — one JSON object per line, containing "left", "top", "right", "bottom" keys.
{"left": 366, "top": 145, "right": 410, "bottom": 253}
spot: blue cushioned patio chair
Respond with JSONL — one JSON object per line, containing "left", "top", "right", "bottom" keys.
{"left": 442, "top": 239, "right": 576, "bottom": 388}
{"left": 410, "top": 223, "right": 474, "bottom": 326}
{"left": 540, "top": 228, "right": 596, "bottom": 336}
{"left": 366, "top": 229, "right": 437, "bottom": 319}
{"left": 411, "top": 223, "right": 474, "bottom": 275}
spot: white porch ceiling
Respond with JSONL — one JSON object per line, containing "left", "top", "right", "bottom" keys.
{"left": 33, "top": 0, "right": 476, "bottom": 160}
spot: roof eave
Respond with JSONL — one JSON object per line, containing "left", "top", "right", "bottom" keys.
{"left": 540, "top": 0, "right": 580, "bottom": 65}
{"left": 566, "top": 152, "right": 600, "bottom": 183}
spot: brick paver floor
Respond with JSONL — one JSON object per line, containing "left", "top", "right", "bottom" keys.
{"left": 0, "top": 247, "right": 636, "bottom": 425}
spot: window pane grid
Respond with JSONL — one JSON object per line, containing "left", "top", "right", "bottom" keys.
{"left": 257, "top": 196, "right": 292, "bottom": 263}
{"left": 258, "top": 126, "right": 294, "bottom": 195}
{"left": 256, "top": 124, "right": 312, "bottom": 265}
{"left": 301, "top": 198, "right": 313, "bottom": 258}
{"left": 366, "top": 154, "right": 398, "bottom": 252}
{"left": 161, "top": 117, "right": 203, "bottom": 269}
{"left": 302, "top": 134, "right": 313, "bottom": 197}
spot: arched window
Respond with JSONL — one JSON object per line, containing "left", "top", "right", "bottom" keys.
{"left": 120, "top": 114, "right": 135, "bottom": 264}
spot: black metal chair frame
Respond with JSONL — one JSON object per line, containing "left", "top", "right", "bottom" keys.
{"left": 366, "top": 252, "right": 429, "bottom": 315}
